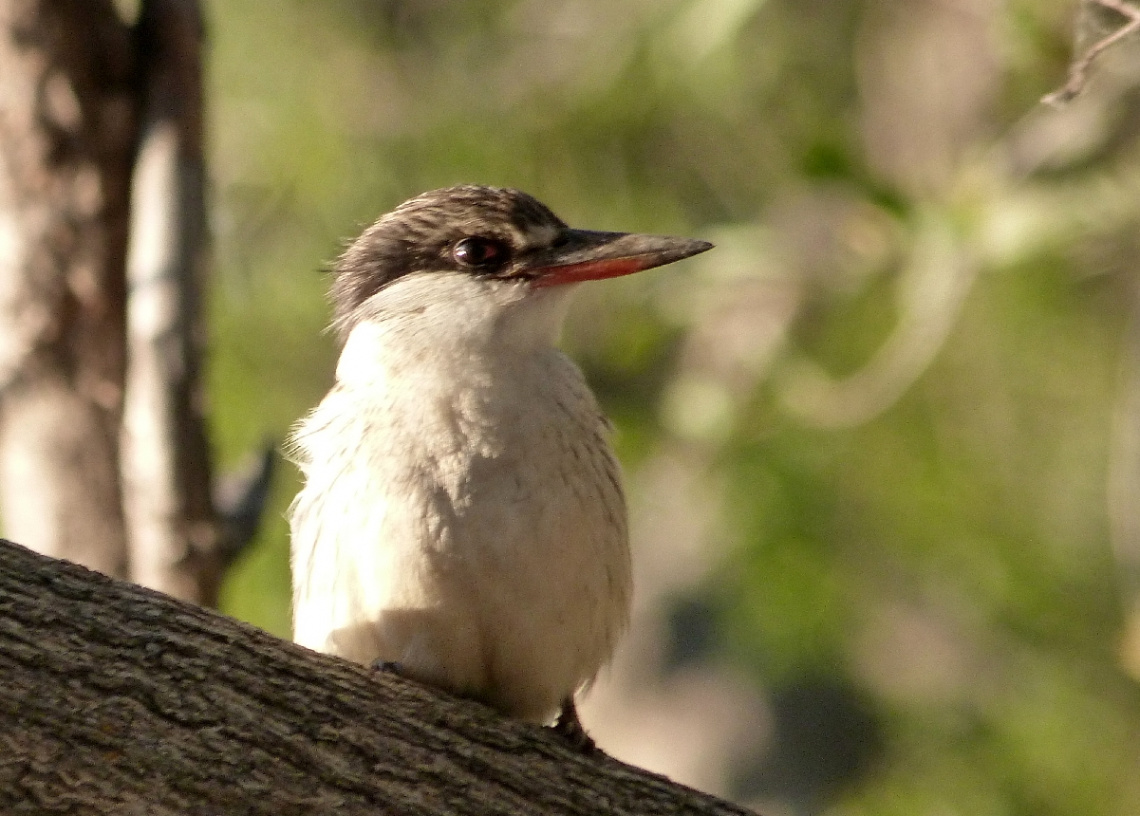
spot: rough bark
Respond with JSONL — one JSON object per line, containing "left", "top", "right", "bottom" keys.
{"left": 0, "top": 538, "right": 757, "bottom": 815}
{"left": 121, "top": 0, "right": 226, "bottom": 605}
{"left": 0, "top": 0, "right": 136, "bottom": 577}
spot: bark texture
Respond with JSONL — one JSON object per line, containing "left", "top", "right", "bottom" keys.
{"left": 0, "top": 538, "right": 757, "bottom": 815}
{"left": 0, "top": 0, "right": 136, "bottom": 577}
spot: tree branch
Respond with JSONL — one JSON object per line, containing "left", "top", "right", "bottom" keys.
{"left": 0, "top": 538, "right": 755, "bottom": 815}
{"left": 1044, "top": 0, "right": 1140, "bottom": 105}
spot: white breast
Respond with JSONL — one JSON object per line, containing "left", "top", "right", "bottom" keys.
{"left": 288, "top": 272, "right": 631, "bottom": 722}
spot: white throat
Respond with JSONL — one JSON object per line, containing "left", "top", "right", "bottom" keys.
{"left": 335, "top": 272, "right": 577, "bottom": 390}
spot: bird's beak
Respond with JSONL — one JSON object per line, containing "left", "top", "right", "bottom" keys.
{"left": 525, "top": 229, "right": 713, "bottom": 288}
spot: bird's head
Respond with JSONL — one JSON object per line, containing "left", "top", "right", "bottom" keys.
{"left": 329, "top": 186, "right": 712, "bottom": 339}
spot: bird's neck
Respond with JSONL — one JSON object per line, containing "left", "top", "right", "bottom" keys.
{"left": 335, "top": 272, "right": 577, "bottom": 391}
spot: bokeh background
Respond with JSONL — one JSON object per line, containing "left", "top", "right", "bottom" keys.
{"left": 197, "top": 0, "right": 1140, "bottom": 813}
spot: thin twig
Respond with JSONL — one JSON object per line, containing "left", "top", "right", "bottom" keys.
{"left": 1043, "top": 0, "right": 1140, "bottom": 105}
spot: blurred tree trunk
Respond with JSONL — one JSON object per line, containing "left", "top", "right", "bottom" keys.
{"left": 0, "top": 0, "right": 256, "bottom": 605}
{"left": 120, "top": 0, "right": 225, "bottom": 605}
{"left": 0, "top": 0, "right": 137, "bottom": 578}
{"left": 0, "top": 538, "right": 752, "bottom": 816}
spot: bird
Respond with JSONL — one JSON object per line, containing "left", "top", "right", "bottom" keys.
{"left": 288, "top": 185, "right": 712, "bottom": 746}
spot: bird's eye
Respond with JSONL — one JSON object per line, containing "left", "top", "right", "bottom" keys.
{"left": 452, "top": 237, "right": 506, "bottom": 269}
